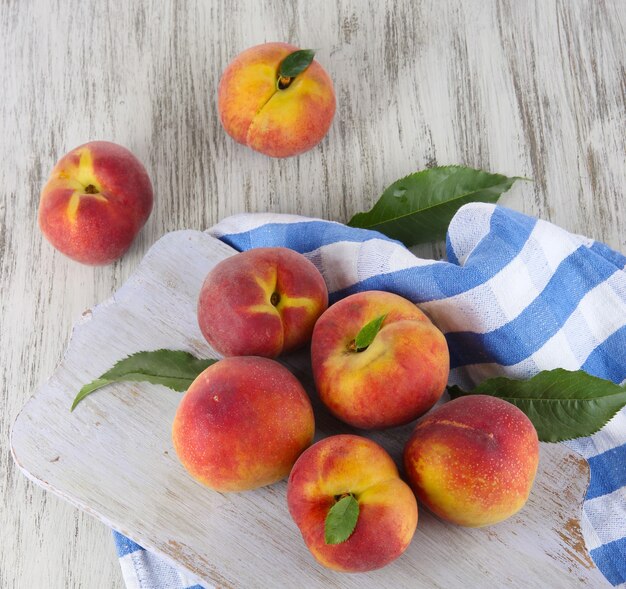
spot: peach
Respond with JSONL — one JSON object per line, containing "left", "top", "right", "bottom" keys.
{"left": 172, "top": 356, "right": 314, "bottom": 492}
{"left": 403, "top": 395, "right": 540, "bottom": 527}
{"left": 198, "top": 247, "right": 328, "bottom": 358}
{"left": 311, "top": 290, "right": 449, "bottom": 429}
{"left": 38, "top": 141, "right": 153, "bottom": 265}
{"left": 218, "top": 42, "right": 335, "bottom": 157}
{"left": 287, "top": 434, "right": 417, "bottom": 572}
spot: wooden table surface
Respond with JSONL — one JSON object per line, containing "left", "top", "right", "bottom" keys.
{"left": 1, "top": 1, "right": 624, "bottom": 588}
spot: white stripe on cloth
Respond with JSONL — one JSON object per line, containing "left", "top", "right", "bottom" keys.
{"left": 579, "top": 488, "right": 626, "bottom": 550}
{"left": 422, "top": 218, "right": 598, "bottom": 335}
{"left": 305, "top": 239, "right": 440, "bottom": 294}
{"left": 209, "top": 212, "right": 337, "bottom": 238}
{"left": 447, "top": 202, "right": 593, "bottom": 266}
{"left": 448, "top": 360, "right": 541, "bottom": 390}
{"left": 447, "top": 269, "right": 626, "bottom": 388}
{"left": 118, "top": 553, "right": 142, "bottom": 589}
{"left": 446, "top": 202, "right": 496, "bottom": 265}
{"left": 120, "top": 547, "right": 211, "bottom": 589}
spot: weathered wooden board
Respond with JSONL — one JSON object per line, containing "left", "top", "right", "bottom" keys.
{"left": 11, "top": 231, "right": 610, "bottom": 588}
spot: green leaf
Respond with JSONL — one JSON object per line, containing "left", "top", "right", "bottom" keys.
{"left": 354, "top": 314, "right": 387, "bottom": 351}
{"left": 448, "top": 369, "right": 626, "bottom": 442}
{"left": 325, "top": 494, "right": 359, "bottom": 545}
{"left": 347, "top": 166, "right": 526, "bottom": 246}
{"left": 278, "top": 49, "right": 315, "bottom": 80}
{"left": 71, "top": 350, "right": 217, "bottom": 411}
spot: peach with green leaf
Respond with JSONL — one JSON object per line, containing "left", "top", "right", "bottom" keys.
{"left": 218, "top": 42, "right": 336, "bottom": 157}
{"left": 311, "top": 290, "right": 449, "bottom": 429}
{"left": 38, "top": 141, "right": 153, "bottom": 265}
{"left": 197, "top": 247, "right": 328, "bottom": 358}
{"left": 287, "top": 434, "right": 418, "bottom": 572}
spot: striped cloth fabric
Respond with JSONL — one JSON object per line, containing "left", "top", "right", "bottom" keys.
{"left": 115, "top": 203, "right": 626, "bottom": 588}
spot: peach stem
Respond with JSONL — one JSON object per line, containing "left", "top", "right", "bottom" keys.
{"left": 277, "top": 75, "right": 292, "bottom": 90}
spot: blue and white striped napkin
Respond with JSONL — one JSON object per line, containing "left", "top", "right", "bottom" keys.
{"left": 115, "top": 203, "right": 626, "bottom": 588}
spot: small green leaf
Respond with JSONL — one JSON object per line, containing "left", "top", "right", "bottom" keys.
{"left": 448, "top": 369, "right": 626, "bottom": 442}
{"left": 354, "top": 314, "right": 387, "bottom": 351}
{"left": 325, "top": 494, "right": 359, "bottom": 545}
{"left": 278, "top": 49, "right": 315, "bottom": 80}
{"left": 348, "top": 166, "right": 527, "bottom": 246}
{"left": 71, "top": 350, "right": 217, "bottom": 411}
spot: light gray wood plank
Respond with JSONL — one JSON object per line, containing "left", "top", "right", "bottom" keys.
{"left": 1, "top": 0, "right": 624, "bottom": 587}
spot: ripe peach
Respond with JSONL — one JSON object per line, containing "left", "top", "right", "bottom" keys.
{"left": 38, "top": 141, "right": 153, "bottom": 265}
{"left": 218, "top": 42, "right": 335, "bottom": 157}
{"left": 287, "top": 435, "right": 418, "bottom": 572}
{"left": 403, "top": 395, "right": 540, "bottom": 527}
{"left": 311, "top": 290, "right": 449, "bottom": 429}
{"left": 198, "top": 247, "right": 328, "bottom": 358}
{"left": 172, "top": 357, "right": 314, "bottom": 492}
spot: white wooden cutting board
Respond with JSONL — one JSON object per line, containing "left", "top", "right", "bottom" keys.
{"left": 10, "top": 230, "right": 609, "bottom": 589}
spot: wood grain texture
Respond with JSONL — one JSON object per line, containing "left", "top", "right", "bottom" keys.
{"left": 10, "top": 231, "right": 611, "bottom": 588}
{"left": 0, "top": 0, "right": 624, "bottom": 587}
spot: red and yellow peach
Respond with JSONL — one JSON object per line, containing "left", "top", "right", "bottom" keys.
{"left": 311, "top": 290, "right": 449, "bottom": 429}
{"left": 198, "top": 247, "right": 328, "bottom": 358}
{"left": 172, "top": 356, "right": 315, "bottom": 492}
{"left": 403, "top": 394, "right": 540, "bottom": 527}
{"left": 38, "top": 141, "right": 153, "bottom": 265}
{"left": 218, "top": 42, "right": 336, "bottom": 158}
{"left": 287, "top": 434, "right": 417, "bottom": 572}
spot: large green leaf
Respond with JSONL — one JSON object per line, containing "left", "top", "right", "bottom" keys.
{"left": 347, "top": 166, "right": 525, "bottom": 246}
{"left": 448, "top": 369, "right": 626, "bottom": 442}
{"left": 71, "top": 350, "right": 216, "bottom": 411}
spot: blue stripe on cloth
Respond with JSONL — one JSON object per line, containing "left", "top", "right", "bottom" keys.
{"left": 582, "top": 325, "right": 626, "bottom": 384}
{"left": 586, "top": 444, "right": 626, "bottom": 500}
{"left": 590, "top": 240, "right": 626, "bottom": 270}
{"left": 219, "top": 209, "right": 538, "bottom": 304}
{"left": 445, "top": 231, "right": 460, "bottom": 266}
{"left": 447, "top": 249, "right": 620, "bottom": 369}
{"left": 328, "top": 209, "right": 537, "bottom": 304}
{"left": 590, "top": 537, "right": 626, "bottom": 586}
{"left": 328, "top": 264, "right": 462, "bottom": 304}
{"left": 219, "top": 220, "right": 403, "bottom": 253}
{"left": 113, "top": 530, "right": 144, "bottom": 558}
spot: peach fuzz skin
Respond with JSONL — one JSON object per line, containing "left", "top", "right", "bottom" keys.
{"left": 311, "top": 290, "right": 449, "bottom": 429}
{"left": 172, "top": 357, "right": 315, "bottom": 492}
{"left": 403, "top": 395, "right": 540, "bottom": 527}
{"left": 198, "top": 247, "right": 328, "bottom": 358}
{"left": 38, "top": 141, "right": 153, "bottom": 265}
{"left": 287, "top": 435, "right": 418, "bottom": 572}
{"left": 218, "top": 42, "right": 336, "bottom": 157}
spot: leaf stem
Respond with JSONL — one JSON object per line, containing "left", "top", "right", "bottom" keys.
{"left": 277, "top": 75, "right": 292, "bottom": 90}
